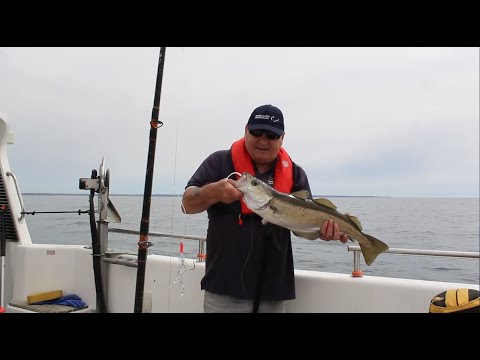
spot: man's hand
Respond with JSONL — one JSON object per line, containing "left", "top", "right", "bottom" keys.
{"left": 218, "top": 178, "right": 243, "bottom": 204}
{"left": 182, "top": 178, "right": 242, "bottom": 214}
{"left": 319, "top": 219, "right": 349, "bottom": 243}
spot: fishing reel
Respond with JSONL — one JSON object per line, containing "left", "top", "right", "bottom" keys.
{"left": 79, "top": 157, "right": 108, "bottom": 193}
{"left": 79, "top": 157, "right": 121, "bottom": 224}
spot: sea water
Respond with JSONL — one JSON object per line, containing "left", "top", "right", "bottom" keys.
{"left": 21, "top": 194, "right": 479, "bottom": 285}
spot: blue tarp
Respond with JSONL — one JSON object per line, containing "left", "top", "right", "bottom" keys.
{"left": 32, "top": 294, "right": 86, "bottom": 308}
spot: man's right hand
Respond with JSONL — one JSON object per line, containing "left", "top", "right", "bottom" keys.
{"left": 182, "top": 179, "right": 243, "bottom": 214}
{"left": 219, "top": 178, "right": 243, "bottom": 204}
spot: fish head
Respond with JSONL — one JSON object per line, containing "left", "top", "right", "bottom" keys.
{"left": 235, "top": 172, "right": 272, "bottom": 211}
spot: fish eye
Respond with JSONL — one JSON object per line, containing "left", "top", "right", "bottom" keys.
{"left": 252, "top": 180, "right": 258, "bottom": 186}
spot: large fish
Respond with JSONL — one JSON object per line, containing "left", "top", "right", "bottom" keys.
{"left": 235, "top": 172, "right": 389, "bottom": 266}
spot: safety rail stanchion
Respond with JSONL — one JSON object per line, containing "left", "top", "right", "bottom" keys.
{"left": 197, "top": 239, "right": 206, "bottom": 262}
{"left": 351, "top": 250, "right": 363, "bottom": 277}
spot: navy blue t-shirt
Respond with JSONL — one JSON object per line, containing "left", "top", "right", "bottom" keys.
{"left": 186, "top": 149, "right": 311, "bottom": 301}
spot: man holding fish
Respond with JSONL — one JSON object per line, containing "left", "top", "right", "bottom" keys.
{"left": 182, "top": 104, "right": 362, "bottom": 313}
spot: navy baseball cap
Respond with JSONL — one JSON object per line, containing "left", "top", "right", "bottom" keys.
{"left": 247, "top": 104, "right": 284, "bottom": 136}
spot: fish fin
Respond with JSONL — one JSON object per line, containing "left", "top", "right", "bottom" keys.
{"left": 358, "top": 234, "right": 389, "bottom": 266}
{"left": 293, "top": 231, "right": 319, "bottom": 240}
{"left": 261, "top": 218, "right": 269, "bottom": 225}
{"left": 312, "top": 198, "right": 337, "bottom": 210}
{"left": 347, "top": 214, "right": 363, "bottom": 231}
{"left": 291, "top": 190, "right": 310, "bottom": 200}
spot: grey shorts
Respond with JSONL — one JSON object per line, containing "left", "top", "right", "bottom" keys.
{"left": 203, "top": 291, "right": 286, "bottom": 313}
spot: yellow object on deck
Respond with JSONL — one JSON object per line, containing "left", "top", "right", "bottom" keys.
{"left": 27, "top": 290, "right": 63, "bottom": 304}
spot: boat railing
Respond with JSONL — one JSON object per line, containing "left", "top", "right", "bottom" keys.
{"left": 347, "top": 245, "right": 480, "bottom": 277}
{"left": 109, "top": 228, "right": 207, "bottom": 262}
{"left": 5, "top": 171, "right": 26, "bottom": 223}
{"left": 109, "top": 228, "right": 480, "bottom": 272}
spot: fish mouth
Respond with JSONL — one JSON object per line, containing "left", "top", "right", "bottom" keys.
{"left": 235, "top": 178, "right": 247, "bottom": 193}
{"left": 234, "top": 172, "right": 250, "bottom": 193}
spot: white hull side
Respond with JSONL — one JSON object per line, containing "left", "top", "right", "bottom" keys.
{"left": 5, "top": 243, "right": 478, "bottom": 313}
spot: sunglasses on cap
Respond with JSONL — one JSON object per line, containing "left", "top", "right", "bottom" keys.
{"left": 249, "top": 129, "right": 281, "bottom": 140}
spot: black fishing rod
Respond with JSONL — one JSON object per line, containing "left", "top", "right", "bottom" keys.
{"left": 89, "top": 169, "right": 107, "bottom": 313}
{"left": 134, "top": 47, "right": 166, "bottom": 313}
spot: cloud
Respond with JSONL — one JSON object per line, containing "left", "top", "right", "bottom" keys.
{"left": 0, "top": 47, "right": 478, "bottom": 197}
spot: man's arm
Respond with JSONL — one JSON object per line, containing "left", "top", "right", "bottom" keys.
{"left": 182, "top": 178, "right": 243, "bottom": 214}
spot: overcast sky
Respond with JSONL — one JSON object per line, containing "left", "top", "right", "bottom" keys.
{"left": 0, "top": 47, "right": 478, "bottom": 197}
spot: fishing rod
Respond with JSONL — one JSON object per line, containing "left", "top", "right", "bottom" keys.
{"left": 88, "top": 169, "right": 107, "bottom": 313}
{"left": 134, "top": 47, "right": 167, "bottom": 313}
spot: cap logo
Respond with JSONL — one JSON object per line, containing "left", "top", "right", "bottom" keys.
{"left": 254, "top": 114, "right": 280, "bottom": 123}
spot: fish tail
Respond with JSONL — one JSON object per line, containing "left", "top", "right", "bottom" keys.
{"left": 359, "top": 234, "right": 389, "bottom": 266}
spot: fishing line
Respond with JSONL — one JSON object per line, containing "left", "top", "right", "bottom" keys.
{"left": 168, "top": 106, "right": 195, "bottom": 297}
{"left": 228, "top": 171, "right": 255, "bottom": 299}
{"left": 166, "top": 48, "right": 195, "bottom": 301}
{"left": 226, "top": 172, "right": 242, "bottom": 180}
{"left": 241, "top": 218, "right": 255, "bottom": 299}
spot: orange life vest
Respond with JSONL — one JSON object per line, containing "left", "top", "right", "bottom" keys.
{"left": 231, "top": 137, "right": 293, "bottom": 216}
